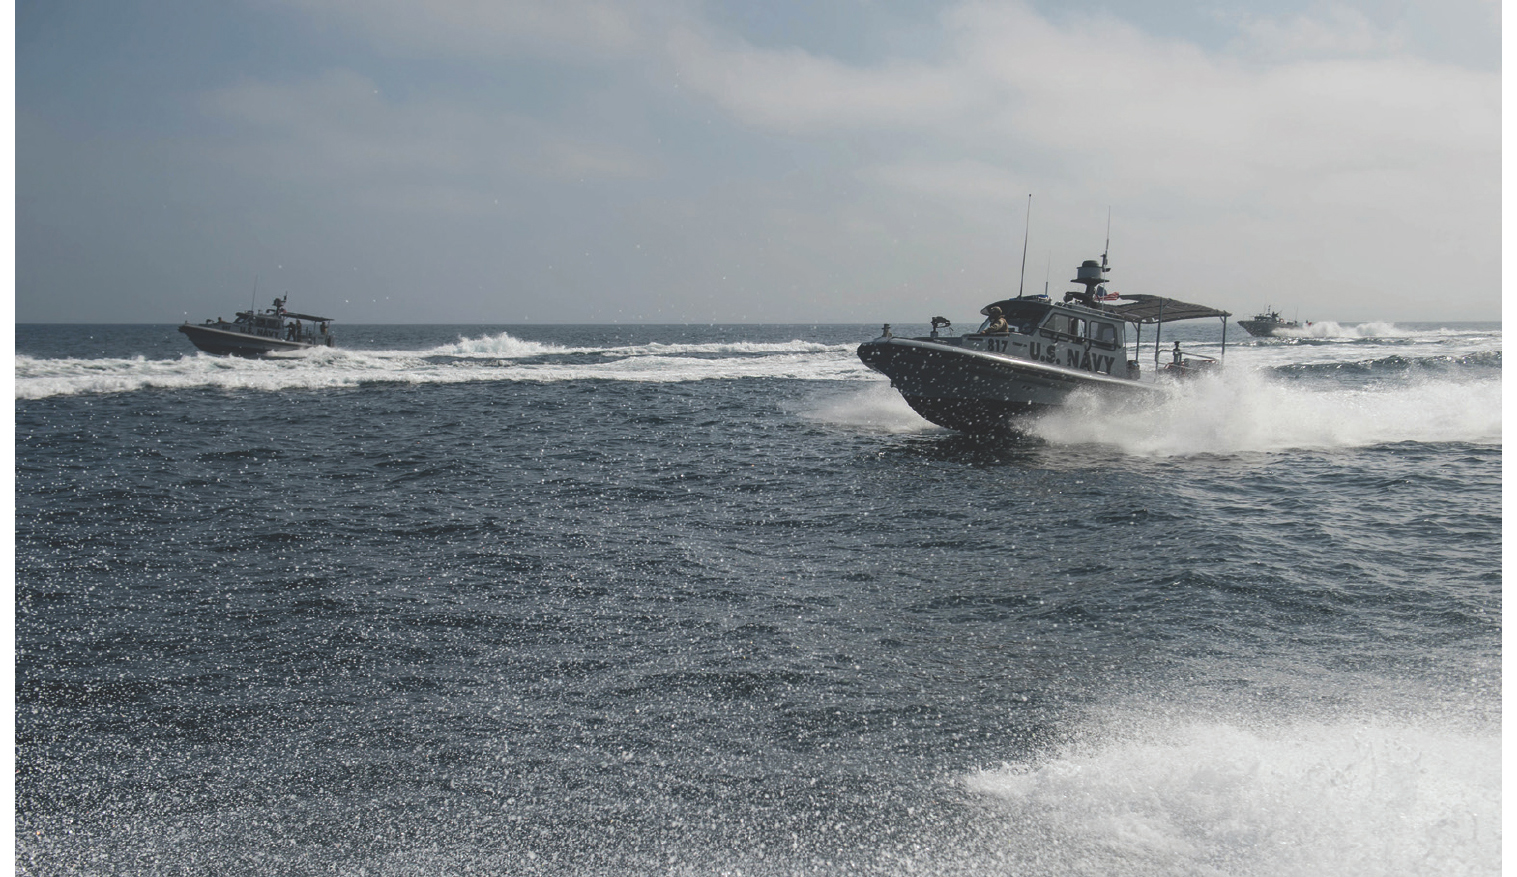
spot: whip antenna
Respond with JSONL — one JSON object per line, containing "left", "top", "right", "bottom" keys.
{"left": 1101, "top": 206, "right": 1111, "bottom": 272}
{"left": 1018, "top": 194, "right": 1032, "bottom": 298}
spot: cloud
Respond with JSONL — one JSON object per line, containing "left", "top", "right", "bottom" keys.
{"left": 201, "top": 69, "right": 658, "bottom": 207}
{"left": 19, "top": 0, "right": 1494, "bottom": 322}
{"left": 659, "top": 2, "right": 1496, "bottom": 212}
{"left": 265, "top": 0, "right": 1497, "bottom": 210}
{"left": 644, "top": 1, "right": 1495, "bottom": 317}
{"left": 663, "top": 24, "right": 974, "bottom": 133}
{"left": 222, "top": 1, "right": 1496, "bottom": 319}
{"left": 1228, "top": 5, "right": 1411, "bottom": 61}
{"left": 268, "top": 0, "right": 672, "bottom": 60}
{"left": 862, "top": 160, "right": 1032, "bottom": 206}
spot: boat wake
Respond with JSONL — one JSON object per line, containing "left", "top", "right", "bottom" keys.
{"left": 1272, "top": 320, "right": 1406, "bottom": 339}
{"left": 960, "top": 706, "right": 1497, "bottom": 876}
{"left": 811, "top": 345, "right": 1500, "bottom": 453}
{"left": 428, "top": 332, "right": 572, "bottom": 358}
{"left": 797, "top": 383, "right": 943, "bottom": 434}
{"left": 1028, "top": 367, "right": 1501, "bottom": 455}
{"left": 431, "top": 331, "right": 844, "bottom": 360}
{"left": 13, "top": 332, "right": 871, "bottom": 399}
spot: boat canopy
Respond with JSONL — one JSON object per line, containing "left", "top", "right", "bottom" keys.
{"left": 1102, "top": 294, "right": 1229, "bottom": 324}
{"left": 979, "top": 299, "right": 1053, "bottom": 319}
{"left": 239, "top": 309, "right": 333, "bottom": 322}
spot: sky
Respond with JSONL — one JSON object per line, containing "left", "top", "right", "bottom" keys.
{"left": 14, "top": 0, "right": 1503, "bottom": 324}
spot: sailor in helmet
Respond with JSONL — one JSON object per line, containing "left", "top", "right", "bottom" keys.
{"left": 981, "top": 306, "right": 1010, "bottom": 334}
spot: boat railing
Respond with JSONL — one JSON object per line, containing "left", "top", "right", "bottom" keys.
{"left": 1163, "top": 353, "right": 1220, "bottom": 377}
{"left": 210, "top": 316, "right": 335, "bottom": 345}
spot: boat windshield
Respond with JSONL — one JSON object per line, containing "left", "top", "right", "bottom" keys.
{"left": 979, "top": 299, "right": 1051, "bottom": 334}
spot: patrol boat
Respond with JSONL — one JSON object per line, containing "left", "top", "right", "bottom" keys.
{"left": 857, "top": 255, "right": 1231, "bottom": 433}
{"left": 1237, "top": 307, "right": 1303, "bottom": 337}
{"left": 179, "top": 296, "right": 336, "bottom": 357}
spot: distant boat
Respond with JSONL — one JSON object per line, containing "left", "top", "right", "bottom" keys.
{"left": 857, "top": 255, "right": 1232, "bottom": 433}
{"left": 179, "top": 296, "right": 336, "bottom": 357}
{"left": 1237, "top": 307, "right": 1303, "bottom": 337}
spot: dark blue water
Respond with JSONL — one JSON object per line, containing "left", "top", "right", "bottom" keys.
{"left": 15, "top": 322, "right": 1501, "bottom": 874}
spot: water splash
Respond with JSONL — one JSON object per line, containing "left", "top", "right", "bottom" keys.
{"left": 430, "top": 332, "right": 570, "bottom": 357}
{"left": 963, "top": 715, "right": 1497, "bottom": 876}
{"left": 14, "top": 334, "right": 873, "bottom": 399}
{"left": 428, "top": 331, "right": 843, "bottom": 360}
{"left": 1275, "top": 321, "right": 1406, "bottom": 339}
{"left": 799, "top": 383, "right": 941, "bottom": 433}
{"left": 1030, "top": 368, "right": 1500, "bottom": 455}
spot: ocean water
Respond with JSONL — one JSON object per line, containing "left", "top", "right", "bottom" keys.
{"left": 15, "top": 320, "right": 1502, "bottom": 875}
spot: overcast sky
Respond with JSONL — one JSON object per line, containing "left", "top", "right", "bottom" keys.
{"left": 16, "top": 0, "right": 1501, "bottom": 324}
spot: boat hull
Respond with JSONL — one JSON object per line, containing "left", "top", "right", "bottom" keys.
{"left": 857, "top": 336, "right": 1151, "bottom": 433}
{"left": 178, "top": 324, "right": 328, "bottom": 357}
{"left": 1237, "top": 319, "right": 1300, "bottom": 337}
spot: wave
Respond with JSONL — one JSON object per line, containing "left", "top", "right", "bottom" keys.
{"left": 1029, "top": 368, "right": 1501, "bottom": 455}
{"left": 797, "top": 384, "right": 944, "bottom": 434}
{"left": 1272, "top": 351, "right": 1502, "bottom": 378}
{"left": 428, "top": 331, "right": 845, "bottom": 360}
{"left": 428, "top": 332, "right": 572, "bottom": 357}
{"left": 962, "top": 712, "right": 1497, "bottom": 876}
{"left": 1273, "top": 320, "right": 1407, "bottom": 339}
{"left": 13, "top": 335, "right": 873, "bottom": 399}
{"left": 809, "top": 363, "right": 1500, "bottom": 453}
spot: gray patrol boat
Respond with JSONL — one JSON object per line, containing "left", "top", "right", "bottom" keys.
{"left": 1237, "top": 307, "right": 1303, "bottom": 337}
{"left": 857, "top": 254, "right": 1231, "bottom": 433}
{"left": 179, "top": 295, "right": 336, "bottom": 357}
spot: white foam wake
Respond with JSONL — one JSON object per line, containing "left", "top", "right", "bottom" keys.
{"left": 426, "top": 331, "right": 845, "bottom": 359}
{"left": 797, "top": 382, "right": 942, "bottom": 434}
{"left": 428, "top": 332, "right": 570, "bottom": 357}
{"left": 1029, "top": 368, "right": 1501, "bottom": 455}
{"left": 14, "top": 336, "right": 875, "bottom": 399}
{"left": 963, "top": 715, "right": 1497, "bottom": 876}
{"left": 1273, "top": 321, "right": 1407, "bottom": 339}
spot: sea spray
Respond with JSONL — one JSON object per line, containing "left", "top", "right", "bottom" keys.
{"left": 431, "top": 331, "right": 570, "bottom": 358}
{"left": 1274, "top": 321, "right": 1407, "bottom": 340}
{"left": 430, "top": 331, "right": 845, "bottom": 360}
{"left": 14, "top": 333, "right": 870, "bottom": 399}
{"left": 1029, "top": 368, "right": 1500, "bottom": 456}
{"left": 799, "top": 383, "right": 941, "bottom": 434}
{"left": 962, "top": 713, "right": 1497, "bottom": 876}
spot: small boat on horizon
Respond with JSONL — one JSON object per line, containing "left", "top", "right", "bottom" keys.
{"left": 857, "top": 253, "right": 1232, "bottom": 433}
{"left": 179, "top": 296, "right": 336, "bottom": 357}
{"left": 1237, "top": 307, "right": 1305, "bottom": 337}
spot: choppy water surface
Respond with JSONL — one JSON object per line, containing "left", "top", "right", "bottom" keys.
{"left": 15, "top": 321, "right": 1501, "bottom": 875}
